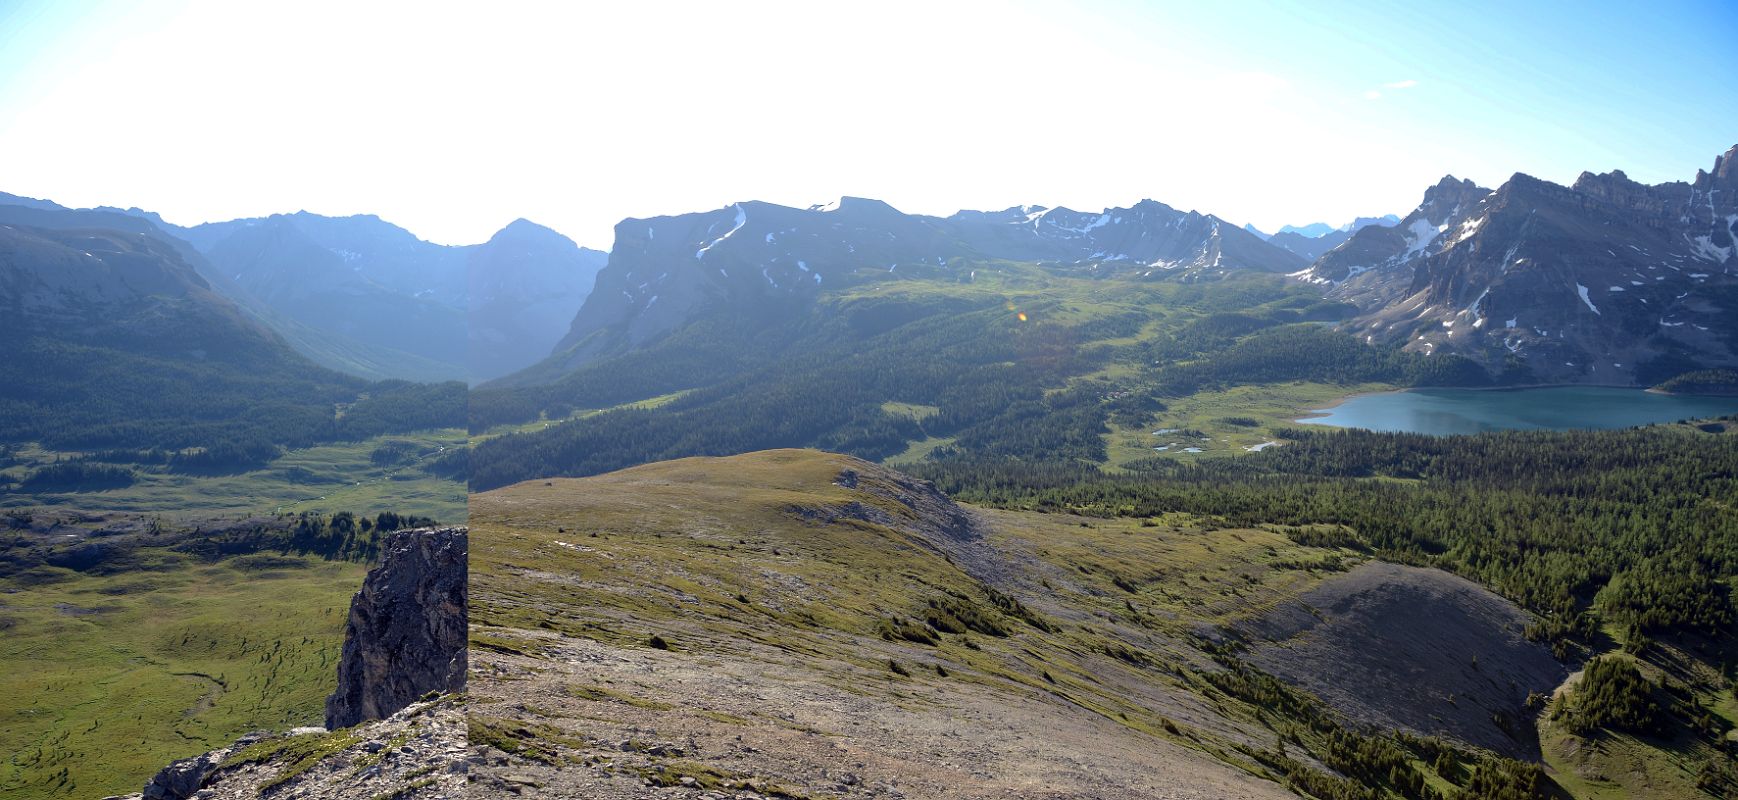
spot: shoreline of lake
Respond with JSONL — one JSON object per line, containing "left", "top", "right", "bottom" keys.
{"left": 1291, "top": 383, "right": 1648, "bottom": 423}
{"left": 1292, "top": 385, "right": 1738, "bottom": 435}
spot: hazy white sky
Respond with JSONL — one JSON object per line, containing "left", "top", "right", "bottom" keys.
{"left": 1, "top": 0, "right": 1733, "bottom": 249}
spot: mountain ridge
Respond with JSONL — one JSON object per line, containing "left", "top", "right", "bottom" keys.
{"left": 509, "top": 194, "right": 1305, "bottom": 385}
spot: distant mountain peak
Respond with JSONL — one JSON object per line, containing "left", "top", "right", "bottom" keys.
{"left": 1259, "top": 215, "right": 1401, "bottom": 261}
{"left": 492, "top": 217, "right": 572, "bottom": 243}
{"left": 1278, "top": 222, "right": 1337, "bottom": 239}
{"left": 1340, "top": 214, "right": 1402, "bottom": 232}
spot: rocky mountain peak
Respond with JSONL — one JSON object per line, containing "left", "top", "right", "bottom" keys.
{"left": 1129, "top": 197, "right": 1180, "bottom": 215}
{"left": 488, "top": 216, "right": 574, "bottom": 247}
{"left": 1419, "top": 175, "right": 1487, "bottom": 223}
{"left": 812, "top": 196, "right": 904, "bottom": 218}
{"left": 1571, "top": 168, "right": 1643, "bottom": 196}
{"left": 0, "top": 190, "right": 64, "bottom": 210}
{"left": 1697, "top": 143, "right": 1738, "bottom": 185}
{"left": 324, "top": 527, "right": 467, "bottom": 729}
{"left": 1309, "top": 145, "right": 1738, "bottom": 386}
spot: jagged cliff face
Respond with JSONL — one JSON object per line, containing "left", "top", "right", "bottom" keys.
{"left": 1297, "top": 145, "right": 1738, "bottom": 384}
{"left": 521, "top": 196, "right": 1302, "bottom": 382}
{"left": 326, "top": 527, "right": 468, "bottom": 729}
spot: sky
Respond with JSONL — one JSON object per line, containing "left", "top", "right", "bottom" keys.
{"left": 0, "top": 0, "right": 1734, "bottom": 250}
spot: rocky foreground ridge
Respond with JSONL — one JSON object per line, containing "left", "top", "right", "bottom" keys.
{"left": 116, "top": 527, "right": 469, "bottom": 800}
{"left": 464, "top": 449, "right": 1567, "bottom": 799}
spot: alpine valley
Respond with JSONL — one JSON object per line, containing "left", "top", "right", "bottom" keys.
{"left": 7, "top": 146, "right": 1738, "bottom": 800}
{"left": 9, "top": 3, "right": 1737, "bottom": 799}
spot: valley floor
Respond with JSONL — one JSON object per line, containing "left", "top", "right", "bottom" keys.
{"left": 0, "top": 512, "right": 368, "bottom": 799}
{"left": 0, "top": 428, "right": 467, "bottom": 523}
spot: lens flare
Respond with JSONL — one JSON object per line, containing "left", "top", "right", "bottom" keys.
{"left": 1017, "top": 312, "right": 1028, "bottom": 322}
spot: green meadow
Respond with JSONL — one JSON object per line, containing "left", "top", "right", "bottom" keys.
{"left": 0, "top": 549, "right": 366, "bottom": 799}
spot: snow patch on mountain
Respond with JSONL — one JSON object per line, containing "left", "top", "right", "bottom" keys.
{"left": 695, "top": 204, "right": 748, "bottom": 259}
{"left": 1403, "top": 218, "right": 1444, "bottom": 259}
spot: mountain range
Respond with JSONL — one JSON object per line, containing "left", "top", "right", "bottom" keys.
{"left": 0, "top": 195, "right": 606, "bottom": 383}
{"left": 10, "top": 141, "right": 1738, "bottom": 800}
{"left": 507, "top": 146, "right": 1737, "bottom": 390}
{"left": 9, "top": 145, "right": 1735, "bottom": 395}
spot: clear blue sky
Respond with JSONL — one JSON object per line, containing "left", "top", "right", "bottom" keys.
{"left": 0, "top": 0, "right": 1733, "bottom": 248}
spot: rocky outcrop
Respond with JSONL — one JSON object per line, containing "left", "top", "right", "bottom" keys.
{"left": 122, "top": 528, "right": 469, "bottom": 800}
{"left": 137, "top": 733, "right": 264, "bottom": 800}
{"left": 795, "top": 458, "right": 1008, "bottom": 585}
{"left": 122, "top": 697, "right": 466, "bottom": 800}
{"left": 325, "top": 526, "right": 468, "bottom": 729}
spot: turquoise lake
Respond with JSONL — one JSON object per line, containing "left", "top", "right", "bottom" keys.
{"left": 1297, "top": 386, "right": 1738, "bottom": 435}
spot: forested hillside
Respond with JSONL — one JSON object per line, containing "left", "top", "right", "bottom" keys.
{"left": 0, "top": 220, "right": 466, "bottom": 503}
{"left": 467, "top": 271, "right": 1488, "bottom": 490}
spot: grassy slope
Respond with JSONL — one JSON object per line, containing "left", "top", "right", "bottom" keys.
{"left": 0, "top": 552, "right": 364, "bottom": 799}
{"left": 468, "top": 390, "right": 693, "bottom": 444}
{"left": 1538, "top": 641, "right": 1737, "bottom": 799}
{"left": 232, "top": 298, "right": 464, "bottom": 383}
{"left": 470, "top": 447, "right": 1738, "bottom": 798}
{"left": 837, "top": 270, "right": 1400, "bottom": 467}
{"left": 468, "top": 449, "right": 1480, "bottom": 797}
